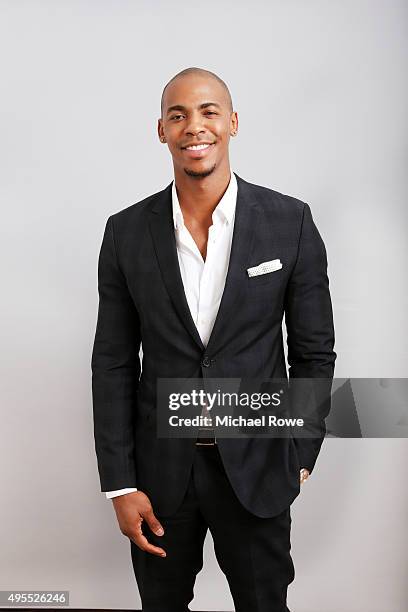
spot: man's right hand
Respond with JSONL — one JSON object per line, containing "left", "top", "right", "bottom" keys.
{"left": 112, "top": 491, "right": 166, "bottom": 557}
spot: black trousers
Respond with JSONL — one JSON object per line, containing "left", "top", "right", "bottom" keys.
{"left": 130, "top": 445, "right": 295, "bottom": 612}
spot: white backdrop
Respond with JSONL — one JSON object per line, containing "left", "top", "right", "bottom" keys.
{"left": 0, "top": 1, "right": 407, "bottom": 610}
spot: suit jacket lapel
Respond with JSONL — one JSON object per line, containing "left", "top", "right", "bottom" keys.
{"left": 148, "top": 173, "right": 260, "bottom": 355}
{"left": 149, "top": 183, "right": 205, "bottom": 352}
{"left": 205, "top": 173, "right": 260, "bottom": 354}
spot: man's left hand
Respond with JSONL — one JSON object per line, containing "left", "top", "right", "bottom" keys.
{"left": 300, "top": 468, "right": 310, "bottom": 484}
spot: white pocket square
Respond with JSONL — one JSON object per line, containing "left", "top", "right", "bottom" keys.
{"left": 247, "top": 258, "right": 282, "bottom": 277}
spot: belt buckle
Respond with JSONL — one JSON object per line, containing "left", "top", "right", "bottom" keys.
{"left": 196, "top": 432, "right": 217, "bottom": 446}
{"left": 196, "top": 440, "right": 216, "bottom": 446}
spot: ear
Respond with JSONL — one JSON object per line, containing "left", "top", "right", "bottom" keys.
{"left": 157, "top": 118, "right": 166, "bottom": 143}
{"left": 230, "top": 111, "right": 238, "bottom": 136}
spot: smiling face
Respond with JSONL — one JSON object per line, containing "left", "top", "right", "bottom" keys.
{"left": 158, "top": 73, "right": 238, "bottom": 180}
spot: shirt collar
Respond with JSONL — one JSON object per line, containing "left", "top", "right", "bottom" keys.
{"left": 172, "top": 171, "right": 238, "bottom": 231}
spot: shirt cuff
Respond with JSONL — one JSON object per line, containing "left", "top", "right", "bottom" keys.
{"left": 105, "top": 487, "right": 138, "bottom": 499}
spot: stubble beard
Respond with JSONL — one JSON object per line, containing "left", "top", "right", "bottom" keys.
{"left": 183, "top": 163, "right": 217, "bottom": 179}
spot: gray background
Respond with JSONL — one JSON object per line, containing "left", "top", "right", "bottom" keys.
{"left": 1, "top": 1, "right": 407, "bottom": 610}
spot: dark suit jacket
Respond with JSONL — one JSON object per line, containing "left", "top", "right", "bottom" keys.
{"left": 91, "top": 172, "right": 336, "bottom": 518}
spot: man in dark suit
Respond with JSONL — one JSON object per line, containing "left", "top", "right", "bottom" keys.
{"left": 91, "top": 67, "right": 336, "bottom": 611}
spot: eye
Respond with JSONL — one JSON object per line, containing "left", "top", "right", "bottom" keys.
{"left": 205, "top": 111, "right": 217, "bottom": 115}
{"left": 171, "top": 114, "right": 184, "bottom": 120}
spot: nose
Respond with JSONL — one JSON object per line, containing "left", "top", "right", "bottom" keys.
{"left": 184, "top": 112, "right": 206, "bottom": 137}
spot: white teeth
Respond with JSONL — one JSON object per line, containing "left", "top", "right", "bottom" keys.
{"left": 186, "top": 144, "right": 212, "bottom": 150}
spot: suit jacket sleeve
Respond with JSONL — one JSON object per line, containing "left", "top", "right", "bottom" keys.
{"left": 91, "top": 215, "right": 141, "bottom": 491}
{"left": 284, "top": 203, "right": 336, "bottom": 474}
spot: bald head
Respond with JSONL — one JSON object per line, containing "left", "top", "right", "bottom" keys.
{"left": 160, "top": 67, "right": 233, "bottom": 117}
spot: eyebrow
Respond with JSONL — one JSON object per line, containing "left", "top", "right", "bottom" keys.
{"left": 166, "top": 102, "right": 221, "bottom": 115}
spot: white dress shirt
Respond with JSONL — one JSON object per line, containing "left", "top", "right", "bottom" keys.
{"left": 105, "top": 171, "right": 238, "bottom": 499}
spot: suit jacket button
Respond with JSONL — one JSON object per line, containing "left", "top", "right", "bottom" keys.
{"left": 201, "top": 355, "right": 211, "bottom": 368}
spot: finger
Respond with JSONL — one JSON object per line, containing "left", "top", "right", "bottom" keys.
{"left": 132, "top": 529, "right": 166, "bottom": 557}
{"left": 143, "top": 509, "right": 165, "bottom": 536}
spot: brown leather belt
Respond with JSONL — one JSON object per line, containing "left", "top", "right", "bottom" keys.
{"left": 196, "top": 429, "right": 216, "bottom": 446}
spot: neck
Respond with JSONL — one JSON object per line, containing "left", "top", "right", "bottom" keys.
{"left": 173, "top": 164, "right": 232, "bottom": 222}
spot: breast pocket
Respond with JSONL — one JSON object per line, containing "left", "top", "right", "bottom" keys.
{"left": 247, "top": 266, "right": 284, "bottom": 287}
